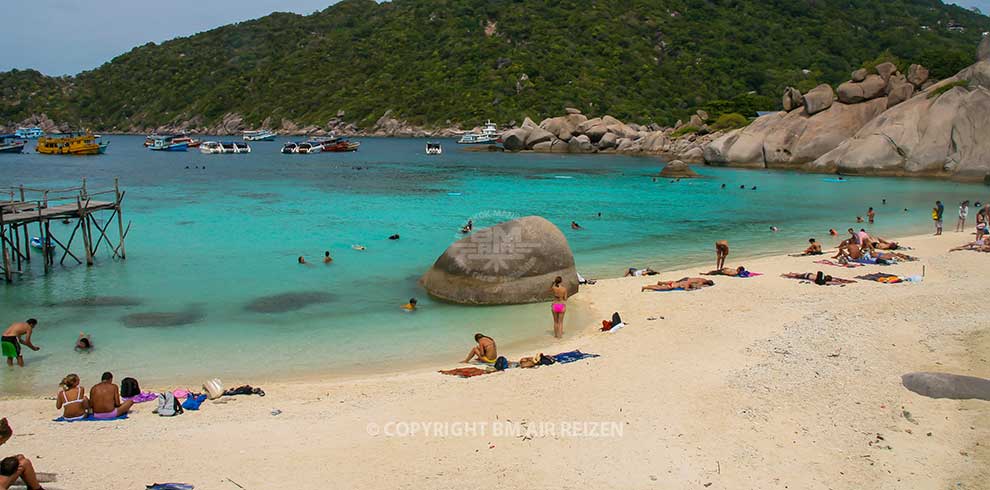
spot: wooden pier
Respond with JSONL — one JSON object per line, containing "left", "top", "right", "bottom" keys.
{"left": 0, "top": 178, "right": 129, "bottom": 283}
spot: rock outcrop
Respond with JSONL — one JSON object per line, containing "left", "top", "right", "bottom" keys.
{"left": 901, "top": 372, "right": 990, "bottom": 401}
{"left": 658, "top": 160, "right": 700, "bottom": 178}
{"left": 978, "top": 35, "right": 990, "bottom": 62}
{"left": 782, "top": 87, "right": 804, "bottom": 112}
{"left": 803, "top": 84, "right": 835, "bottom": 115}
{"left": 419, "top": 216, "right": 579, "bottom": 305}
{"left": 808, "top": 60, "right": 990, "bottom": 181}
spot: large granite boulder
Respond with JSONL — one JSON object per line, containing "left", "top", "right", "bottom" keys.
{"left": 540, "top": 113, "right": 588, "bottom": 141}
{"left": 525, "top": 126, "right": 555, "bottom": 148}
{"left": 809, "top": 61, "right": 990, "bottom": 181}
{"left": 567, "top": 134, "right": 594, "bottom": 153}
{"left": 782, "top": 87, "right": 804, "bottom": 112}
{"left": 659, "top": 160, "right": 699, "bottom": 178}
{"left": 803, "top": 84, "right": 835, "bottom": 115}
{"left": 885, "top": 76, "right": 915, "bottom": 109}
{"left": 598, "top": 132, "right": 618, "bottom": 149}
{"left": 837, "top": 75, "right": 886, "bottom": 103}
{"left": 901, "top": 372, "right": 990, "bottom": 401}
{"left": 704, "top": 98, "right": 887, "bottom": 168}
{"left": 501, "top": 128, "right": 529, "bottom": 151}
{"left": 876, "top": 62, "right": 898, "bottom": 82}
{"left": 851, "top": 68, "right": 868, "bottom": 82}
{"left": 420, "top": 216, "right": 579, "bottom": 305}
{"left": 978, "top": 35, "right": 990, "bottom": 62}
{"left": 908, "top": 64, "right": 930, "bottom": 88}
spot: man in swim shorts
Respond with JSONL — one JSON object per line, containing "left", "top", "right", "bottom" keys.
{"left": 802, "top": 238, "right": 823, "bottom": 255}
{"left": 462, "top": 334, "right": 497, "bottom": 364}
{"left": 89, "top": 372, "right": 133, "bottom": 420}
{"left": 2, "top": 319, "right": 40, "bottom": 368}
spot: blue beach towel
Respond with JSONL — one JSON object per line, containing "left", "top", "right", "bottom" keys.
{"left": 53, "top": 414, "right": 129, "bottom": 422}
{"left": 147, "top": 484, "right": 194, "bottom": 490}
{"left": 551, "top": 350, "right": 600, "bottom": 364}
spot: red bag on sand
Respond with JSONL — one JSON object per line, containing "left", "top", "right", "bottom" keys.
{"left": 601, "top": 320, "right": 613, "bottom": 332}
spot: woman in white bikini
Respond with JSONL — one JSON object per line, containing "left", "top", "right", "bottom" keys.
{"left": 550, "top": 276, "right": 568, "bottom": 339}
{"left": 56, "top": 373, "right": 89, "bottom": 421}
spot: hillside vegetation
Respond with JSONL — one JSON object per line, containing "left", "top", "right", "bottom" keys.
{"left": 1, "top": 0, "right": 986, "bottom": 130}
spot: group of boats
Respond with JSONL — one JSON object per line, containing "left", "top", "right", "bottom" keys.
{"left": 280, "top": 136, "right": 360, "bottom": 154}
{"left": 1, "top": 120, "right": 503, "bottom": 157}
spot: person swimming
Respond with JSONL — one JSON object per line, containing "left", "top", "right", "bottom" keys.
{"left": 571, "top": 221, "right": 582, "bottom": 230}
{"left": 402, "top": 298, "right": 418, "bottom": 311}
{"left": 388, "top": 234, "right": 400, "bottom": 240}
{"left": 323, "top": 251, "right": 333, "bottom": 263}
{"left": 460, "top": 219, "right": 474, "bottom": 234}
{"left": 298, "top": 256, "right": 307, "bottom": 264}
{"left": 829, "top": 228, "right": 838, "bottom": 236}
{"left": 352, "top": 245, "right": 366, "bottom": 251}
{"left": 770, "top": 226, "right": 779, "bottom": 232}
{"left": 75, "top": 332, "right": 92, "bottom": 351}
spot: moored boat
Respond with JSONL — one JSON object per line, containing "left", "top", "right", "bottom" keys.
{"left": 243, "top": 130, "right": 277, "bottom": 142}
{"left": 148, "top": 136, "right": 188, "bottom": 152}
{"left": 201, "top": 141, "right": 251, "bottom": 154}
{"left": 281, "top": 140, "right": 322, "bottom": 154}
{"left": 426, "top": 142, "right": 442, "bottom": 155}
{"left": 36, "top": 132, "right": 106, "bottom": 155}
{"left": 0, "top": 134, "right": 27, "bottom": 154}
{"left": 457, "top": 120, "right": 499, "bottom": 144}
{"left": 15, "top": 127, "right": 44, "bottom": 139}
{"left": 321, "top": 137, "right": 360, "bottom": 152}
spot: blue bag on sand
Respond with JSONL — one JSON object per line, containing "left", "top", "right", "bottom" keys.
{"left": 493, "top": 356, "right": 509, "bottom": 371}
{"left": 182, "top": 394, "right": 207, "bottom": 411}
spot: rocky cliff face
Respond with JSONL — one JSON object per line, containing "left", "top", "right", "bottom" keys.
{"left": 808, "top": 61, "right": 990, "bottom": 181}
{"left": 704, "top": 61, "right": 928, "bottom": 169}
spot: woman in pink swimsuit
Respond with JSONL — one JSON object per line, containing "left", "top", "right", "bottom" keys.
{"left": 550, "top": 276, "right": 568, "bottom": 339}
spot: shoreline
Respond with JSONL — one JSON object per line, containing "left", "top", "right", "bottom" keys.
{"left": 1, "top": 230, "right": 987, "bottom": 488}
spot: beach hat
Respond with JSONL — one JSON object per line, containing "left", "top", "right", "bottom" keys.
{"left": 203, "top": 378, "right": 224, "bottom": 400}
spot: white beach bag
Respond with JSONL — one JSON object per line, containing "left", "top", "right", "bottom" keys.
{"left": 203, "top": 378, "right": 224, "bottom": 400}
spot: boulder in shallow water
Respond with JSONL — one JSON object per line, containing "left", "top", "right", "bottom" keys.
{"left": 901, "top": 372, "right": 990, "bottom": 401}
{"left": 659, "top": 160, "right": 699, "bottom": 178}
{"left": 121, "top": 309, "right": 204, "bottom": 328}
{"left": 567, "top": 134, "right": 594, "bottom": 153}
{"left": 501, "top": 128, "right": 529, "bottom": 151}
{"left": 524, "top": 126, "right": 555, "bottom": 148}
{"left": 59, "top": 296, "right": 143, "bottom": 307}
{"left": 420, "top": 216, "right": 578, "bottom": 305}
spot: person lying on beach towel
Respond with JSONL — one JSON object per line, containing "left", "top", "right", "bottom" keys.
{"left": 701, "top": 266, "right": 759, "bottom": 277}
{"left": 781, "top": 272, "right": 855, "bottom": 286}
{"left": 642, "top": 277, "right": 714, "bottom": 292}
{"left": 624, "top": 267, "right": 658, "bottom": 277}
{"left": 438, "top": 367, "right": 490, "bottom": 378}
{"left": 814, "top": 259, "right": 864, "bottom": 268}
{"left": 949, "top": 240, "right": 990, "bottom": 252}
{"left": 872, "top": 237, "right": 904, "bottom": 250}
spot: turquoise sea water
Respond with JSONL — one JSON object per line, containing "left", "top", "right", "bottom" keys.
{"left": 1, "top": 135, "right": 986, "bottom": 395}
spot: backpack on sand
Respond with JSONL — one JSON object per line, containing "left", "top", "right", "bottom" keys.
{"left": 155, "top": 392, "right": 185, "bottom": 417}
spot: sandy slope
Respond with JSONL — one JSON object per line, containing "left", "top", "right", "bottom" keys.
{"left": 1, "top": 233, "right": 987, "bottom": 490}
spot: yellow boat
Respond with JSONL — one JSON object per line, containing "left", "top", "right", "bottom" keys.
{"left": 36, "top": 132, "right": 109, "bottom": 155}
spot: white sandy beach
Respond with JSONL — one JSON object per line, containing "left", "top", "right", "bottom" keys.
{"left": 1, "top": 232, "right": 988, "bottom": 490}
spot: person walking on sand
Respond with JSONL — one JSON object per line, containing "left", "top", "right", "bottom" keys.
{"left": 934, "top": 200, "right": 944, "bottom": 235}
{"left": 2, "top": 320, "right": 39, "bottom": 368}
{"left": 550, "top": 276, "right": 568, "bottom": 339}
{"left": 868, "top": 207, "right": 875, "bottom": 224}
{"left": 715, "top": 240, "right": 729, "bottom": 270}
{"left": 957, "top": 200, "right": 969, "bottom": 232}
{"left": 462, "top": 333, "right": 497, "bottom": 364}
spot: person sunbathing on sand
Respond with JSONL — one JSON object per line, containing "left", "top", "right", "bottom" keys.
{"left": 701, "top": 266, "right": 747, "bottom": 276}
{"left": 949, "top": 240, "right": 990, "bottom": 252}
{"left": 624, "top": 267, "right": 658, "bottom": 277}
{"left": 642, "top": 277, "right": 713, "bottom": 291}
{"left": 0, "top": 454, "right": 45, "bottom": 490}
{"left": 462, "top": 334, "right": 497, "bottom": 364}
{"left": 872, "top": 237, "right": 901, "bottom": 250}
{"left": 89, "top": 372, "right": 133, "bottom": 420}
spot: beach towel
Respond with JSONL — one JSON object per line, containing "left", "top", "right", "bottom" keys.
{"left": 814, "top": 259, "right": 863, "bottom": 268}
{"left": 123, "top": 392, "right": 158, "bottom": 404}
{"left": 53, "top": 414, "right": 129, "bottom": 422}
{"left": 438, "top": 367, "right": 491, "bottom": 378}
{"left": 736, "top": 272, "right": 763, "bottom": 278}
{"left": 856, "top": 273, "right": 903, "bottom": 283}
{"left": 781, "top": 273, "right": 856, "bottom": 285}
{"left": 146, "top": 484, "right": 194, "bottom": 490}
{"left": 551, "top": 350, "right": 601, "bottom": 364}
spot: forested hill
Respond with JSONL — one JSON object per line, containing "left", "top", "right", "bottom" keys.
{"left": 1, "top": 0, "right": 987, "bottom": 131}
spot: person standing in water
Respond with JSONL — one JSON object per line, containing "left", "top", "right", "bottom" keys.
{"left": 550, "top": 276, "right": 568, "bottom": 339}
{"left": 934, "top": 200, "right": 944, "bottom": 235}
{"left": 715, "top": 240, "right": 729, "bottom": 270}
{"left": 868, "top": 207, "right": 876, "bottom": 224}
{"left": 2, "top": 320, "right": 39, "bottom": 368}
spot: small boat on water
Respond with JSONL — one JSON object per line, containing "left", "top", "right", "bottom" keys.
{"left": 426, "top": 142, "right": 442, "bottom": 155}
{"left": 36, "top": 133, "right": 108, "bottom": 155}
{"left": 200, "top": 141, "right": 251, "bottom": 154}
{"left": 457, "top": 120, "right": 499, "bottom": 144}
{"left": 0, "top": 134, "right": 27, "bottom": 154}
{"left": 243, "top": 130, "right": 277, "bottom": 142}
{"left": 144, "top": 134, "right": 200, "bottom": 148}
{"left": 148, "top": 136, "right": 189, "bottom": 152}
{"left": 281, "top": 140, "right": 322, "bottom": 154}
{"left": 15, "top": 127, "right": 44, "bottom": 139}
{"left": 321, "top": 137, "right": 360, "bottom": 152}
